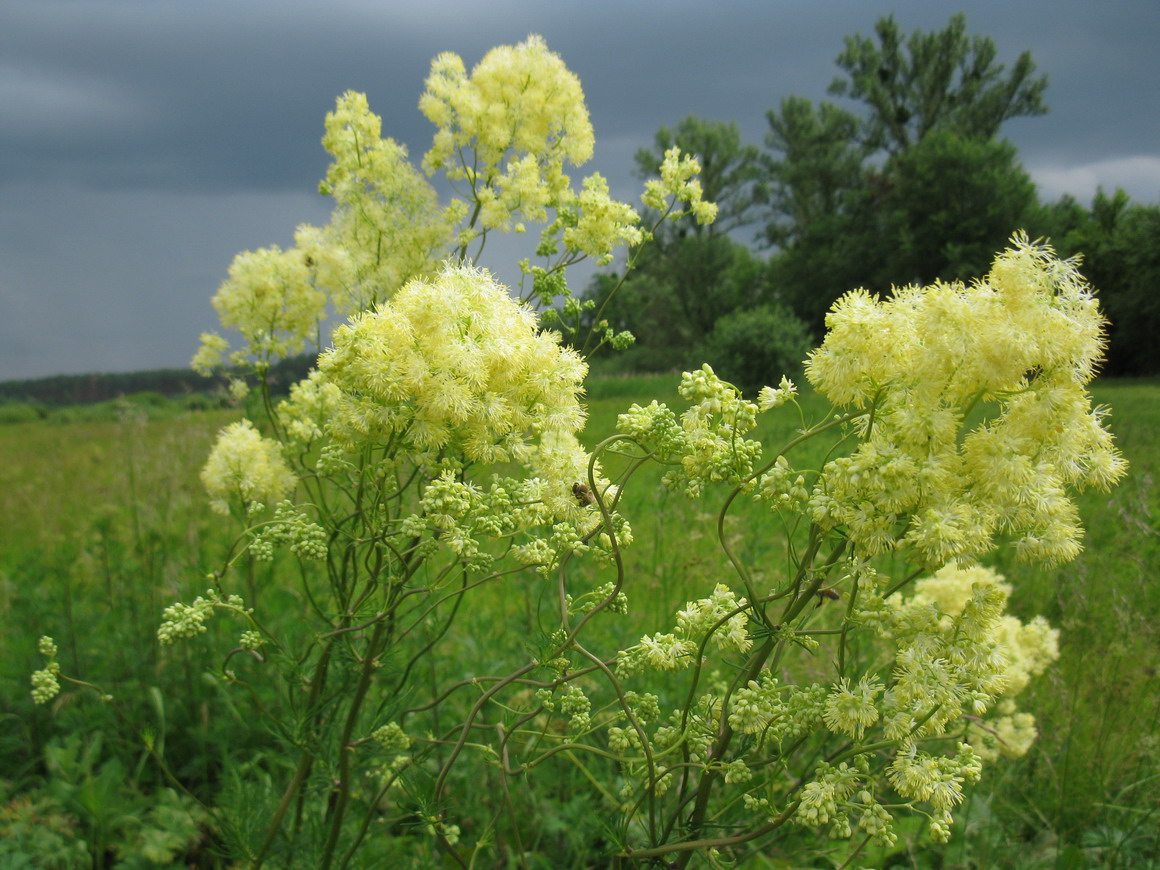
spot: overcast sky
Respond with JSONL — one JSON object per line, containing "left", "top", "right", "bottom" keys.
{"left": 2, "top": 0, "right": 1158, "bottom": 381}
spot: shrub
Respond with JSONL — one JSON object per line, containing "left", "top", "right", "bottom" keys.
{"left": 697, "top": 303, "right": 812, "bottom": 395}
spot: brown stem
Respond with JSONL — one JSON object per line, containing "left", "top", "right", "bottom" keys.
{"left": 319, "top": 620, "right": 390, "bottom": 870}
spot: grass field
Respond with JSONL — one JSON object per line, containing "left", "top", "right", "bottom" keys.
{"left": 1, "top": 376, "right": 1157, "bottom": 868}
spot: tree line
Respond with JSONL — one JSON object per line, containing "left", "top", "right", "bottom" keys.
{"left": 0, "top": 354, "right": 313, "bottom": 408}
{"left": 586, "top": 13, "right": 1160, "bottom": 387}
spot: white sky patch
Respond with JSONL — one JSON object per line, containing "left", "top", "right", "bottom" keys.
{"left": 1030, "top": 155, "right": 1160, "bottom": 204}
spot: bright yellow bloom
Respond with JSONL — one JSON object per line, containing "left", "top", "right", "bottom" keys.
{"left": 201, "top": 419, "right": 296, "bottom": 515}
{"left": 560, "top": 173, "right": 643, "bottom": 264}
{"left": 420, "top": 35, "right": 593, "bottom": 232}
{"left": 806, "top": 235, "right": 1127, "bottom": 567}
{"left": 291, "top": 264, "right": 587, "bottom": 480}
{"left": 311, "top": 91, "right": 459, "bottom": 314}
{"left": 208, "top": 245, "right": 326, "bottom": 366}
{"left": 642, "top": 146, "right": 718, "bottom": 225}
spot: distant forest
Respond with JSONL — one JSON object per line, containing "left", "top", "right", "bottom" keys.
{"left": 0, "top": 355, "right": 313, "bottom": 407}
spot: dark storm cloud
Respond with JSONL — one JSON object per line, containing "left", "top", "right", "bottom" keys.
{"left": 1, "top": 0, "right": 1158, "bottom": 379}
{"left": 1, "top": 1, "right": 435, "bottom": 191}
{"left": 10, "top": 0, "right": 1154, "bottom": 192}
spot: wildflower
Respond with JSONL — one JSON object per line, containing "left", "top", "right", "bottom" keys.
{"left": 208, "top": 244, "right": 326, "bottom": 364}
{"left": 622, "top": 365, "right": 763, "bottom": 498}
{"left": 795, "top": 761, "right": 861, "bottom": 828}
{"left": 642, "top": 146, "right": 718, "bottom": 225}
{"left": 557, "top": 173, "right": 643, "bottom": 264}
{"left": 858, "top": 797, "right": 897, "bottom": 847}
{"left": 616, "top": 633, "right": 695, "bottom": 676}
{"left": 888, "top": 741, "right": 982, "bottom": 833}
{"left": 806, "top": 236, "right": 1126, "bottom": 567}
{"left": 201, "top": 420, "right": 296, "bottom": 515}
{"left": 823, "top": 676, "right": 884, "bottom": 740}
{"left": 157, "top": 590, "right": 246, "bottom": 646}
{"left": 372, "top": 722, "right": 411, "bottom": 753}
{"left": 191, "top": 332, "right": 229, "bottom": 375}
{"left": 312, "top": 264, "right": 587, "bottom": 477}
{"left": 676, "top": 583, "right": 751, "bottom": 653}
{"left": 31, "top": 664, "right": 61, "bottom": 705}
{"left": 31, "top": 636, "right": 61, "bottom": 705}
{"left": 757, "top": 376, "right": 798, "bottom": 411}
{"left": 420, "top": 35, "right": 593, "bottom": 231}
{"left": 312, "top": 92, "right": 456, "bottom": 315}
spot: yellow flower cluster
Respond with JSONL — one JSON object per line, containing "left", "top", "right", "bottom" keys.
{"left": 287, "top": 264, "right": 587, "bottom": 472}
{"left": 806, "top": 235, "right": 1127, "bottom": 567}
{"left": 823, "top": 676, "right": 884, "bottom": 740}
{"left": 310, "top": 91, "right": 459, "bottom": 314}
{"left": 642, "top": 146, "right": 719, "bottom": 225}
{"left": 888, "top": 743, "right": 983, "bottom": 842}
{"left": 555, "top": 173, "right": 643, "bottom": 265}
{"left": 903, "top": 564, "right": 1059, "bottom": 760}
{"left": 195, "top": 244, "right": 326, "bottom": 372}
{"left": 675, "top": 583, "right": 752, "bottom": 653}
{"left": 420, "top": 35, "right": 594, "bottom": 232}
{"left": 616, "top": 365, "right": 764, "bottom": 498}
{"left": 616, "top": 584, "right": 752, "bottom": 679}
{"left": 854, "top": 563, "right": 1058, "bottom": 763}
{"left": 192, "top": 91, "right": 462, "bottom": 372}
{"left": 201, "top": 420, "right": 296, "bottom": 515}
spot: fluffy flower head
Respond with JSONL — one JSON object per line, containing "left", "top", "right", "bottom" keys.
{"left": 310, "top": 91, "right": 457, "bottom": 314}
{"left": 420, "top": 36, "right": 593, "bottom": 230}
{"left": 304, "top": 264, "right": 587, "bottom": 467}
{"left": 805, "top": 236, "right": 1126, "bottom": 566}
{"left": 201, "top": 420, "right": 296, "bottom": 515}
{"left": 207, "top": 245, "right": 326, "bottom": 366}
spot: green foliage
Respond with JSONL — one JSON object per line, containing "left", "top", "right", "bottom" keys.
{"left": 762, "top": 95, "right": 867, "bottom": 248}
{"left": 587, "top": 234, "right": 777, "bottom": 372}
{"left": 0, "top": 737, "right": 207, "bottom": 869}
{"left": 765, "top": 184, "right": 897, "bottom": 335}
{"left": 0, "top": 402, "right": 45, "bottom": 424}
{"left": 1030, "top": 190, "right": 1160, "bottom": 375}
{"left": 696, "top": 304, "right": 812, "bottom": 396}
{"left": 762, "top": 14, "right": 1048, "bottom": 338}
{"left": 2, "top": 379, "right": 1157, "bottom": 867}
{"left": 886, "top": 129, "right": 1038, "bottom": 283}
{"left": 0, "top": 783, "right": 90, "bottom": 870}
{"left": 0, "top": 365, "right": 246, "bottom": 408}
{"left": 828, "top": 12, "right": 1049, "bottom": 154}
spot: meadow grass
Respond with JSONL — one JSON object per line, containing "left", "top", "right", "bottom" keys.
{"left": 1, "top": 377, "right": 1156, "bottom": 867}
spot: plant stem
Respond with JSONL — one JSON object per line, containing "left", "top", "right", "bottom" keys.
{"left": 319, "top": 620, "right": 390, "bottom": 870}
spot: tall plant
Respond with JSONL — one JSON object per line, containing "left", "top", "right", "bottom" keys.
{"left": 33, "top": 36, "right": 1125, "bottom": 868}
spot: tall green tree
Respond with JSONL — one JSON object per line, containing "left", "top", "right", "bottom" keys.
{"left": 762, "top": 96, "right": 867, "bottom": 247}
{"left": 886, "top": 129, "right": 1037, "bottom": 284}
{"left": 763, "top": 14, "right": 1048, "bottom": 333}
{"left": 829, "top": 12, "right": 1049, "bottom": 154}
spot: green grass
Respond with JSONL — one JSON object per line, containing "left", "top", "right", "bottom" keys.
{"left": 1, "top": 377, "right": 1157, "bottom": 867}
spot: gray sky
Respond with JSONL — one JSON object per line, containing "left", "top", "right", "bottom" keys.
{"left": 2, "top": 0, "right": 1158, "bottom": 381}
